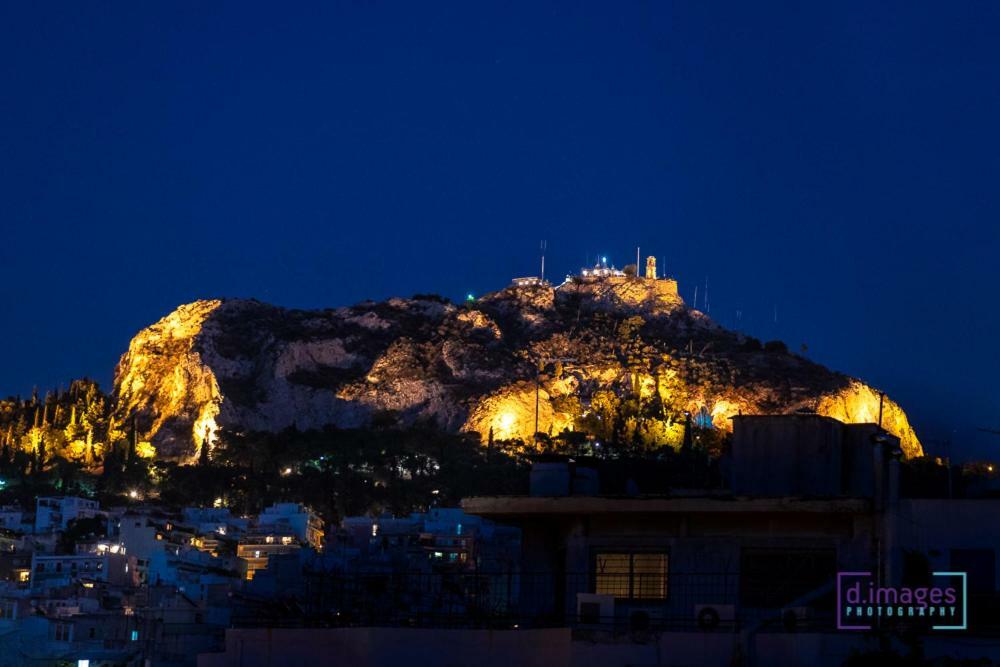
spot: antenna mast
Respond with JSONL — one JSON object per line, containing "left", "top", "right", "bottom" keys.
{"left": 540, "top": 240, "right": 547, "bottom": 282}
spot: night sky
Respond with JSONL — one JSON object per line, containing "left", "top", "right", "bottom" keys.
{"left": 1, "top": 2, "right": 997, "bottom": 460}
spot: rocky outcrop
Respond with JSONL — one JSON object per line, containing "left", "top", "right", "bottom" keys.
{"left": 556, "top": 275, "right": 684, "bottom": 316}
{"left": 113, "top": 279, "right": 923, "bottom": 461}
{"left": 114, "top": 300, "right": 225, "bottom": 461}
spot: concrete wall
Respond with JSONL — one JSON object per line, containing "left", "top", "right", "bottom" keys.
{"left": 198, "top": 628, "right": 1000, "bottom": 667}
{"left": 198, "top": 627, "right": 571, "bottom": 667}
{"left": 898, "top": 498, "right": 1000, "bottom": 589}
{"left": 732, "top": 415, "right": 845, "bottom": 496}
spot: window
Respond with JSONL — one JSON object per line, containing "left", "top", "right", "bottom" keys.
{"left": 53, "top": 622, "right": 72, "bottom": 641}
{"left": 739, "top": 548, "right": 835, "bottom": 608}
{"left": 595, "top": 552, "right": 668, "bottom": 600}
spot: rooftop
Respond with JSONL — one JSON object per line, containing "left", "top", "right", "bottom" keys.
{"left": 461, "top": 495, "right": 871, "bottom": 518}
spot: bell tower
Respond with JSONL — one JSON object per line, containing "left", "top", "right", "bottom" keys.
{"left": 645, "top": 256, "right": 657, "bottom": 280}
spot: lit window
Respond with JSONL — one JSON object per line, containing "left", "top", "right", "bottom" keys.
{"left": 594, "top": 553, "right": 630, "bottom": 598}
{"left": 131, "top": 630, "right": 139, "bottom": 641}
{"left": 595, "top": 552, "right": 667, "bottom": 600}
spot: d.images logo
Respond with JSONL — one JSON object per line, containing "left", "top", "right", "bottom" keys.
{"left": 837, "top": 571, "right": 967, "bottom": 631}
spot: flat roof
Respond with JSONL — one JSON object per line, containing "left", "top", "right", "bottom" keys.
{"left": 461, "top": 496, "right": 871, "bottom": 518}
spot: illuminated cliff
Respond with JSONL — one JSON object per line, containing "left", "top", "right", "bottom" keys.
{"left": 113, "top": 281, "right": 922, "bottom": 461}
{"left": 114, "top": 300, "right": 224, "bottom": 462}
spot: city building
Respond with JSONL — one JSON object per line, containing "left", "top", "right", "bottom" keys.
{"left": 236, "top": 533, "right": 301, "bottom": 581}
{"left": 30, "top": 550, "right": 137, "bottom": 591}
{"left": 34, "top": 497, "right": 101, "bottom": 533}
{"left": 256, "top": 503, "right": 323, "bottom": 550}
{"left": 510, "top": 276, "right": 549, "bottom": 288}
{"left": 338, "top": 507, "right": 520, "bottom": 572}
{"left": 0, "top": 507, "right": 24, "bottom": 532}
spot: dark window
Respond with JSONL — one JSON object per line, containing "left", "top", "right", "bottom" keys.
{"left": 740, "top": 549, "right": 836, "bottom": 608}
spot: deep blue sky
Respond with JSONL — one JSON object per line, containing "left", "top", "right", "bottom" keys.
{"left": 1, "top": 2, "right": 997, "bottom": 460}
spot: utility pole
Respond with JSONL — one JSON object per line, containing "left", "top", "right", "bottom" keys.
{"left": 877, "top": 391, "right": 884, "bottom": 432}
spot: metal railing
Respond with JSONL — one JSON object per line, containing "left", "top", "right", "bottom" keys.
{"left": 230, "top": 570, "right": 839, "bottom": 632}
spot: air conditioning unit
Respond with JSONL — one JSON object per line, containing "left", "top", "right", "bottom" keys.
{"left": 783, "top": 606, "right": 813, "bottom": 619}
{"left": 694, "top": 604, "right": 735, "bottom": 630}
{"left": 577, "top": 593, "right": 615, "bottom": 626}
{"left": 780, "top": 606, "right": 813, "bottom": 630}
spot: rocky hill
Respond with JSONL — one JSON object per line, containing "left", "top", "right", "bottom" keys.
{"left": 113, "top": 276, "right": 922, "bottom": 462}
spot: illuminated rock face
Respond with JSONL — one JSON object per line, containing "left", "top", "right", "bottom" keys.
{"left": 114, "top": 282, "right": 922, "bottom": 461}
{"left": 556, "top": 276, "right": 683, "bottom": 316}
{"left": 114, "top": 300, "right": 225, "bottom": 463}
